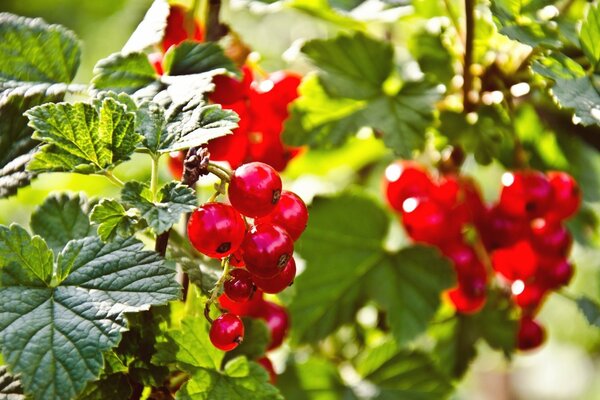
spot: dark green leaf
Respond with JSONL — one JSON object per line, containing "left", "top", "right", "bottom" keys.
{"left": 92, "top": 52, "right": 158, "bottom": 94}
{"left": 356, "top": 340, "right": 453, "bottom": 400}
{"left": 26, "top": 97, "right": 142, "bottom": 173}
{"left": 0, "top": 154, "right": 35, "bottom": 199}
{"left": 0, "top": 229, "right": 180, "bottom": 400}
{"left": 30, "top": 193, "right": 94, "bottom": 254}
{"left": 163, "top": 42, "right": 238, "bottom": 76}
{"left": 0, "top": 13, "right": 80, "bottom": 84}
{"left": 75, "top": 373, "right": 132, "bottom": 400}
{"left": 89, "top": 199, "right": 146, "bottom": 242}
{"left": 577, "top": 296, "right": 600, "bottom": 327}
{"left": 0, "top": 365, "right": 24, "bottom": 398}
{"left": 136, "top": 101, "right": 168, "bottom": 155}
{"left": 409, "top": 29, "right": 455, "bottom": 86}
{"left": 580, "top": 4, "right": 600, "bottom": 72}
{"left": 279, "top": 356, "right": 357, "bottom": 400}
{"left": 122, "top": 0, "right": 170, "bottom": 54}
{"left": 302, "top": 32, "right": 393, "bottom": 100}
{"left": 121, "top": 181, "right": 196, "bottom": 235}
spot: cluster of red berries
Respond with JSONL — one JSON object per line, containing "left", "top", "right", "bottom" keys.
{"left": 383, "top": 162, "right": 581, "bottom": 351}
{"left": 187, "top": 162, "right": 307, "bottom": 374}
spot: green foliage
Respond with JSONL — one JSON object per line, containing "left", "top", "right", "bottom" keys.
{"left": 155, "top": 316, "right": 282, "bottom": 399}
{"left": 0, "top": 365, "right": 24, "bottom": 398}
{"left": 92, "top": 52, "right": 158, "bottom": 93}
{"left": 163, "top": 42, "right": 239, "bottom": 76}
{"left": 90, "top": 198, "right": 146, "bottom": 241}
{"left": 577, "top": 296, "right": 600, "bottom": 327}
{"left": 355, "top": 340, "right": 453, "bottom": 399}
{"left": 290, "top": 191, "right": 454, "bottom": 344}
{"left": 284, "top": 32, "right": 441, "bottom": 157}
{"left": 26, "top": 97, "right": 141, "bottom": 173}
{"left": 121, "top": 0, "right": 170, "bottom": 54}
{"left": 579, "top": 4, "right": 600, "bottom": 73}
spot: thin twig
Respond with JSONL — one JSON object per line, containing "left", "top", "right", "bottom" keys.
{"left": 463, "top": 0, "right": 476, "bottom": 113}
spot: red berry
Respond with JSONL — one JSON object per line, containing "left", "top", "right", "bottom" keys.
{"left": 219, "top": 290, "right": 264, "bottom": 316}
{"left": 529, "top": 219, "right": 572, "bottom": 257}
{"left": 499, "top": 171, "right": 554, "bottom": 219}
{"left": 210, "top": 66, "right": 253, "bottom": 105}
{"left": 447, "top": 286, "right": 486, "bottom": 314}
{"left": 228, "top": 162, "right": 283, "bottom": 217}
{"left": 242, "top": 224, "right": 294, "bottom": 278}
{"left": 187, "top": 203, "right": 246, "bottom": 258}
{"left": 229, "top": 248, "right": 245, "bottom": 267}
{"left": 256, "top": 191, "right": 308, "bottom": 241}
{"left": 257, "top": 357, "right": 277, "bottom": 384}
{"left": 261, "top": 71, "right": 302, "bottom": 117}
{"left": 537, "top": 257, "right": 573, "bottom": 289}
{"left": 209, "top": 313, "right": 244, "bottom": 351}
{"left": 517, "top": 316, "right": 545, "bottom": 351}
{"left": 440, "top": 241, "right": 478, "bottom": 276}
{"left": 514, "top": 283, "right": 547, "bottom": 312}
{"left": 162, "top": 5, "right": 190, "bottom": 52}
{"left": 148, "top": 52, "right": 164, "bottom": 76}
{"left": 207, "top": 101, "right": 251, "bottom": 169}
{"left": 383, "top": 161, "right": 433, "bottom": 212}
{"left": 479, "top": 206, "right": 528, "bottom": 250}
{"left": 491, "top": 240, "right": 538, "bottom": 281}
{"left": 224, "top": 269, "right": 255, "bottom": 302}
{"left": 253, "top": 301, "right": 289, "bottom": 350}
{"left": 252, "top": 257, "right": 296, "bottom": 294}
{"left": 167, "top": 151, "right": 185, "bottom": 180}
{"left": 546, "top": 171, "right": 581, "bottom": 221}
{"left": 431, "top": 175, "right": 462, "bottom": 210}
{"left": 401, "top": 197, "right": 461, "bottom": 244}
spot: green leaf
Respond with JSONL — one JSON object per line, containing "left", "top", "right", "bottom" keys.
{"left": 278, "top": 356, "right": 357, "bottom": 400}
{"left": 409, "top": 29, "right": 455, "bottom": 86}
{"left": 92, "top": 52, "right": 158, "bottom": 94}
{"left": 0, "top": 153, "right": 35, "bottom": 199}
{"left": 576, "top": 296, "right": 600, "bottom": 327}
{"left": 89, "top": 199, "right": 146, "bottom": 242}
{"left": 0, "top": 230, "right": 180, "bottom": 400}
{"left": 121, "top": 181, "right": 196, "bottom": 235}
{"left": 136, "top": 101, "right": 168, "bottom": 155}
{"left": 290, "top": 192, "right": 454, "bottom": 344}
{"left": 30, "top": 193, "right": 94, "bottom": 254}
{"left": 580, "top": 4, "right": 600, "bottom": 72}
{"left": 163, "top": 42, "right": 238, "bottom": 76}
{"left": 287, "top": 0, "right": 366, "bottom": 30}
{"left": 0, "top": 365, "right": 24, "bottom": 398}
{"left": 224, "top": 318, "right": 270, "bottom": 363}
{"left": 26, "top": 97, "right": 142, "bottom": 173}
{"left": 355, "top": 340, "right": 453, "bottom": 400}
{"left": 302, "top": 32, "right": 393, "bottom": 100}
{"left": 76, "top": 373, "right": 132, "bottom": 400}
{"left": 122, "top": 0, "right": 170, "bottom": 54}
{"left": 0, "top": 13, "right": 80, "bottom": 84}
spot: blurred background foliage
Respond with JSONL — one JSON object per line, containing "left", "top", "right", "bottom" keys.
{"left": 1, "top": 0, "right": 600, "bottom": 399}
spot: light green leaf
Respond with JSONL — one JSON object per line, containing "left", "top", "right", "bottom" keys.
{"left": 0, "top": 231, "right": 180, "bottom": 400}
{"left": 122, "top": 0, "right": 170, "bottom": 54}
{"left": 89, "top": 199, "right": 146, "bottom": 242}
{"left": 577, "top": 296, "right": 600, "bottom": 327}
{"left": 136, "top": 101, "right": 168, "bottom": 155}
{"left": 287, "top": 0, "right": 366, "bottom": 30}
{"left": 121, "top": 181, "right": 196, "bottom": 235}
{"left": 580, "top": 4, "right": 600, "bottom": 72}
{"left": 163, "top": 42, "right": 238, "bottom": 76}
{"left": 302, "top": 32, "right": 393, "bottom": 100}
{"left": 30, "top": 193, "right": 94, "bottom": 254}
{"left": 26, "top": 97, "right": 141, "bottom": 173}
{"left": 0, "top": 365, "right": 24, "bottom": 398}
{"left": 356, "top": 340, "right": 453, "bottom": 400}
{"left": 0, "top": 13, "right": 80, "bottom": 84}
{"left": 290, "top": 192, "right": 454, "bottom": 344}
{"left": 92, "top": 52, "right": 158, "bottom": 94}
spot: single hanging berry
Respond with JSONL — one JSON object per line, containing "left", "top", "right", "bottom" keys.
{"left": 253, "top": 301, "right": 290, "bottom": 350}
{"left": 383, "top": 161, "right": 433, "bottom": 212}
{"left": 242, "top": 224, "right": 294, "bottom": 278}
{"left": 209, "top": 313, "right": 245, "bottom": 351}
{"left": 546, "top": 171, "right": 581, "bottom": 221}
{"left": 256, "top": 191, "right": 308, "bottom": 241}
{"left": 252, "top": 257, "right": 297, "bottom": 294}
{"left": 187, "top": 203, "right": 246, "bottom": 258}
{"left": 228, "top": 162, "right": 282, "bottom": 218}
{"left": 517, "top": 316, "right": 545, "bottom": 351}
{"left": 224, "top": 269, "right": 255, "bottom": 302}
{"left": 499, "top": 170, "right": 554, "bottom": 219}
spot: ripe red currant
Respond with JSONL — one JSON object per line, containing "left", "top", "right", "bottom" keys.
{"left": 529, "top": 219, "right": 572, "bottom": 256}
{"left": 209, "top": 313, "right": 245, "bottom": 351}
{"left": 187, "top": 203, "right": 246, "bottom": 258}
{"left": 254, "top": 301, "right": 289, "bottom": 350}
{"left": 162, "top": 5, "right": 189, "bottom": 52}
{"left": 538, "top": 257, "right": 573, "bottom": 289}
{"left": 228, "top": 162, "right": 283, "bottom": 218}
{"left": 383, "top": 161, "right": 433, "bottom": 212}
{"left": 447, "top": 286, "right": 486, "bottom": 314}
{"left": 517, "top": 316, "right": 545, "bottom": 351}
{"left": 252, "top": 257, "right": 296, "bottom": 294}
{"left": 256, "top": 191, "right": 308, "bottom": 241}
{"left": 478, "top": 206, "right": 528, "bottom": 250}
{"left": 401, "top": 197, "right": 461, "bottom": 244}
{"left": 167, "top": 151, "right": 185, "bottom": 180}
{"left": 209, "top": 65, "right": 253, "bottom": 105}
{"left": 229, "top": 248, "right": 245, "bottom": 267}
{"left": 148, "top": 52, "right": 164, "bottom": 76}
{"left": 257, "top": 357, "right": 277, "bottom": 384}
{"left": 224, "top": 269, "right": 255, "bottom": 302}
{"left": 219, "top": 290, "right": 264, "bottom": 316}
{"left": 499, "top": 171, "right": 554, "bottom": 219}
{"left": 546, "top": 171, "right": 581, "bottom": 221}
{"left": 514, "top": 283, "right": 547, "bottom": 312}
{"left": 242, "top": 224, "right": 293, "bottom": 278}
{"left": 440, "top": 241, "right": 479, "bottom": 276}
{"left": 491, "top": 240, "right": 538, "bottom": 281}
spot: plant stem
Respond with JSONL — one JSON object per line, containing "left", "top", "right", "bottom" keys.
{"left": 104, "top": 171, "right": 125, "bottom": 187}
{"left": 206, "top": 163, "right": 231, "bottom": 182}
{"left": 463, "top": 0, "right": 476, "bottom": 113}
{"left": 205, "top": 0, "right": 227, "bottom": 42}
{"left": 155, "top": 230, "right": 171, "bottom": 257}
{"left": 204, "top": 257, "right": 231, "bottom": 323}
{"left": 150, "top": 155, "right": 160, "bottom": 202}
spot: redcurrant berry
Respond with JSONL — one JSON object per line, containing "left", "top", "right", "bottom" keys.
{"left": 162, "top": 5, "right": 190, "bottom": 52}
{"left": 546, "top": 171, "right": 581, "bottom": 221}
{"left": 242, "top": 224, "right": 294, "bottom": 278}
{"left": 257, "top": 357, "right": 277, "bottom": 384}
{"left": 447, "top": 286, "right": 486, "bottom": 314}
{"left": 219, "top": 290, "right": 264, "bottom": 316}
{"left": 491, "top": 240, "right": 538, "bottom": 281}
{"left": 530, "top": 219, "right": 572, "bottom": 256}
{"left": 148, "top": 52, "right": 163, "bottom": 76}
{"left": 167, "top": 151, "right": 185, "bottom": 180}
{"left": 401, "top": 197, "right": 461, "bottom": 244}
{"left": 383, "top": 161, "right": 433, "bottom": 212}
{"left": 209, "top": 313, "right": 245, "bottom": 351}
{"left": 537, "top": 257, "right": 573, "bottom": 289}
{"left": 499, "top": 171, "right": 554, "bottom": 219}
{"left": 478, "top": 206, "right": 528, "bottom": 250}
{"left": 209, "top": 65, "right": 253, "bottom": 105}
{"left": 228, "top": 162, "right": 282, "bottom": 218}
{"left": 187, "top": 203, "right": 246, "bottom": 258}
{"left": 440, "top": 241, "right": 479, "bottom": 276}
{"left": 252, "top": 257, "right": 296, "bottom": 294}
{"left": 229, "top": 248, "right": 245, "bottom": 267}
{"left": 514, "top": 283, "right": 547, "bottom": 312}
{"left": 224, "top": 269, "right": 255, "bottom": 302}
{"left": 517, "top": 316, "right": 545, "bottom": 351}
{"left": 256, "top": 191, "right": 308, "bottom": 241}
{"left": 253, "top": 301, "right": 289, "bottom": 350}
